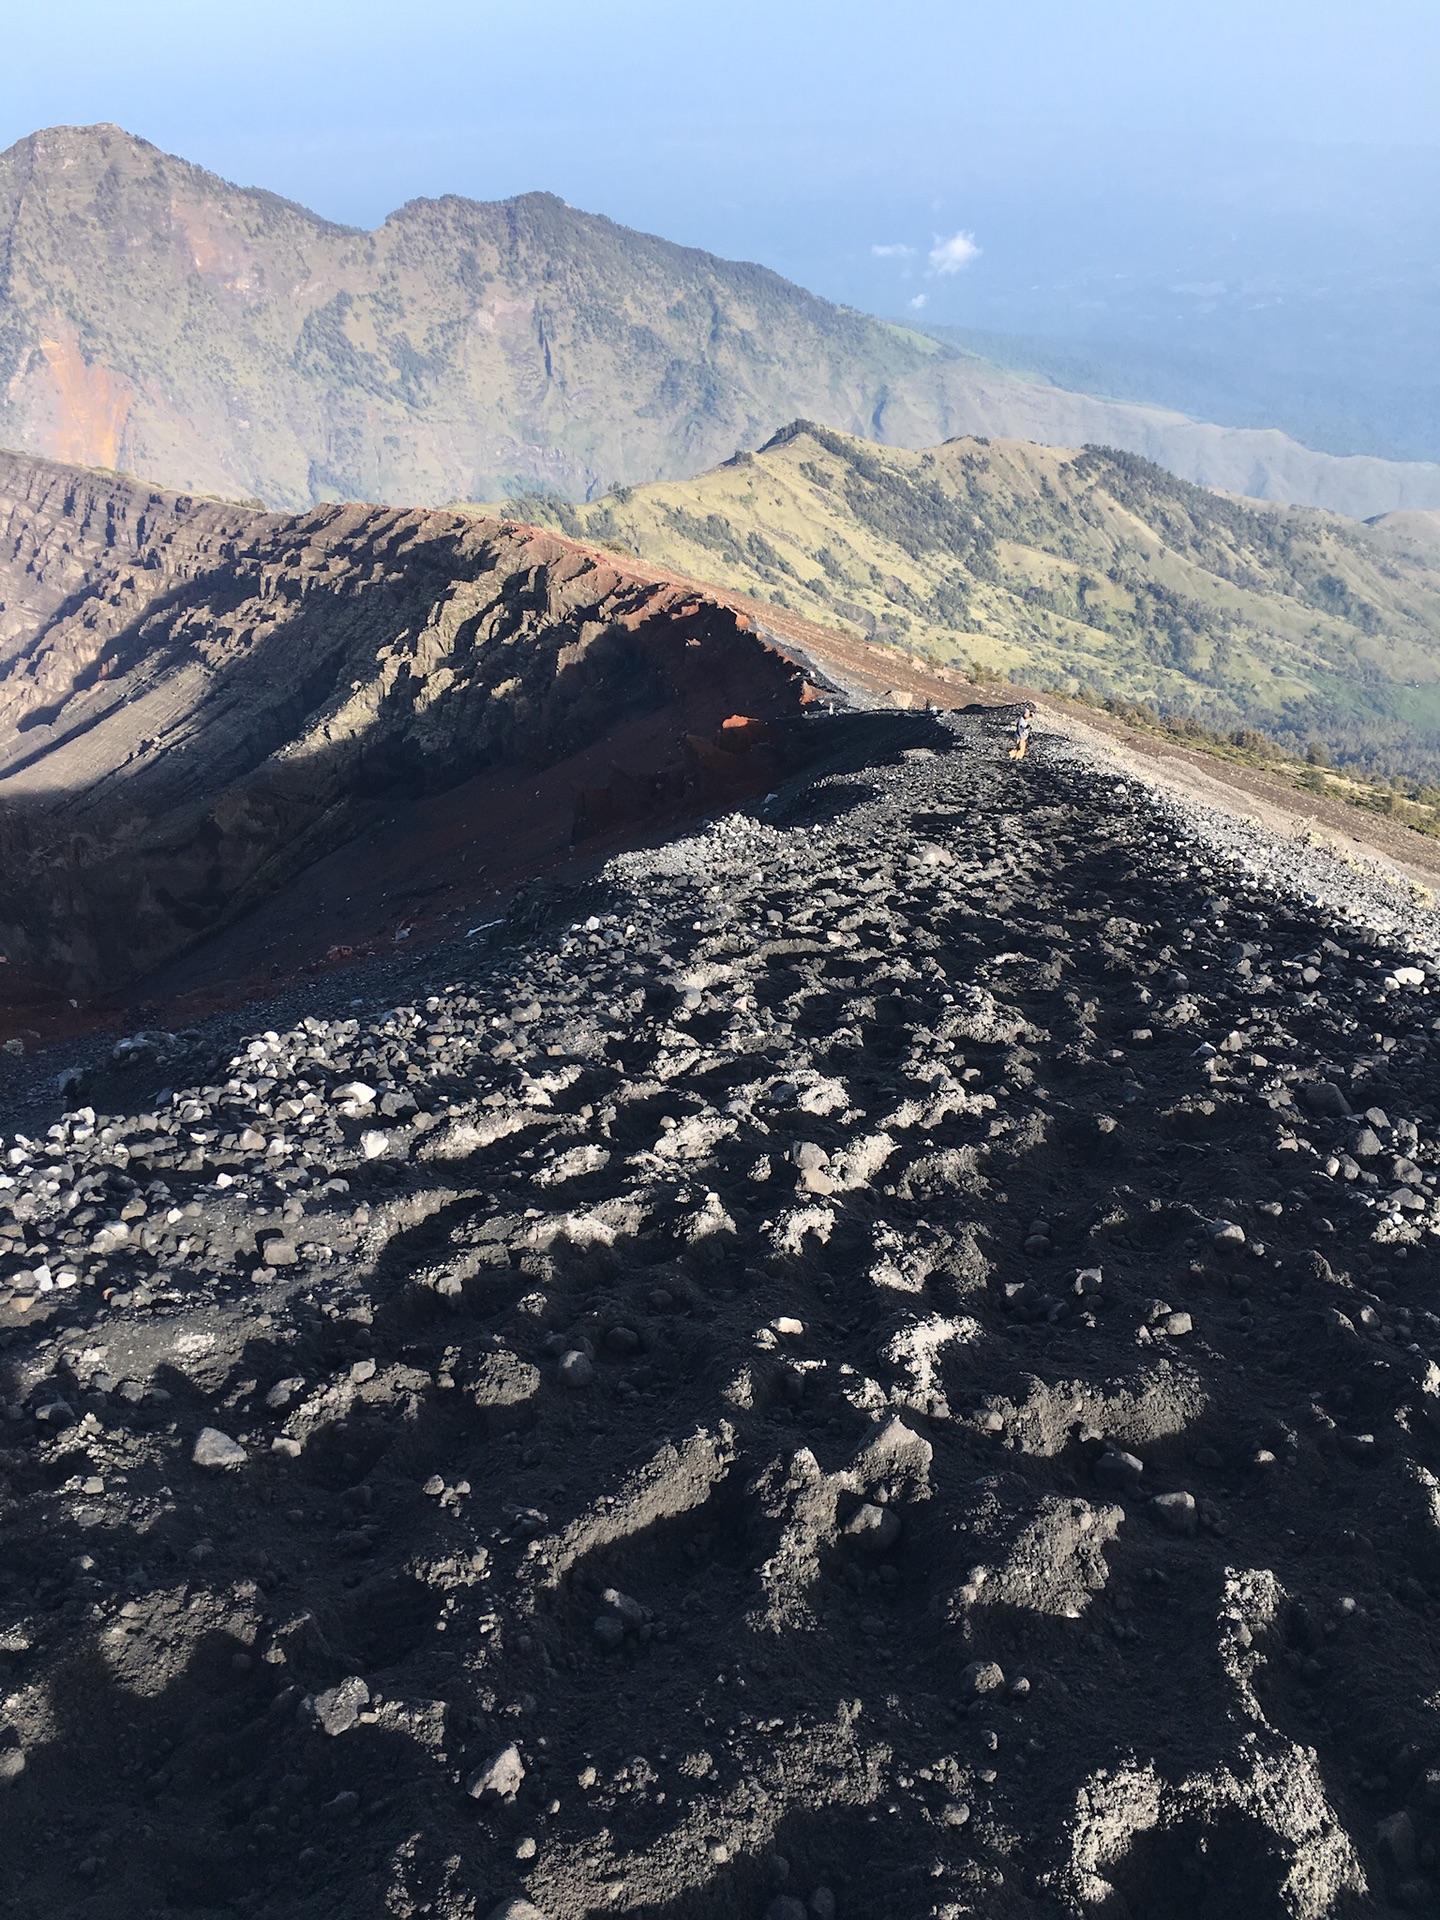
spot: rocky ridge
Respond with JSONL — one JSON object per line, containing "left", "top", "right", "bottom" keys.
{"left": 0, "top": 450, "right": 829, "bottom": 1001}
{"left": 2, "top": 710, "right": 1440, "bottom": 1917}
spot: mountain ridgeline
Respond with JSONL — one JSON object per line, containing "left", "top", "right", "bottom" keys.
{"left": 2, "top": 124, "right": 1440, "bottom": 517}
{"left": 506, "top": 423, "right": 1440, "bottom": 779}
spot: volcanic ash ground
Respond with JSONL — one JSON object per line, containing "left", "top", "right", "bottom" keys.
{"left": 3, "top": 713, "right": 1440, "bottom": 1920}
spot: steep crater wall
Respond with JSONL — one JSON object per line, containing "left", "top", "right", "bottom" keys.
{"left": 0, "top": 454, "right": 824, "bottom": 1001}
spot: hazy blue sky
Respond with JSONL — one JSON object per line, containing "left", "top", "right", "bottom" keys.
{"left": 3, "top": 2, "right": 1439, "bottom": 456}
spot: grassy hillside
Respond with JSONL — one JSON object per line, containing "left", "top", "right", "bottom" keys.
{"left": 499, "top": 422, "right": 1440, "bottom": 781}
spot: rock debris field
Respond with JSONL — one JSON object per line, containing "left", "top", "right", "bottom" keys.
{"left": 5, "top": 709, "right": 1440, "bottom": 1920}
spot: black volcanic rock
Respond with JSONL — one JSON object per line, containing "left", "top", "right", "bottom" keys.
{"left": 0, "top": 712, "right": 1436, "bottom": 1917}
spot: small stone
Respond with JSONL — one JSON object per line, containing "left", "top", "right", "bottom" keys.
{"left": 940, "top": 1801, "right": 971, "bottom": 1827}
{"left": 262, "top": 1239, "right": 298, "bottom": 1267}
{"left": 35, "top": 1399, "right": 75, "bottom": 1428}
{"left": 0, "top": 1749, "right": 24, "bottom": 1784}
{"left": 960, "top": 1659, "right": 1006, "bottom": 1697}
{"left": 558, "top": 1350, "right": 595, "bottom": 1389}
{"left": 324, "top": 1790, "right": 360, "bottom": 1817}
{"left": 1208, "top": 1220, "right": 1246, "bottom": 1252}
{"left": 601, "top": 1587, "right": 649, "bottom": 1626}
{"left": 604, "top": 1325, "right": 641, "bottom": 1356}
{"left": 360, "top": 1130, "right": 390, "bottom": 1160}
{"left": 271, "top": 1436, "right": 302, "bottom": 1459}
{"left": 842, "top": 1503, "right": 902, "bottom": 1554}
{"left": 592, "top": 1615, "right": 625, "bottom": 1650}
{"left": 192, "top": 1427, "right": 246, "bottom": 1471}
{"left": 1151, "top": 1491, "right": 1197, "bottom": 1535}
{"left": 1393, "top": 967, "right": 1426, "bottom": 989}
{"left": 486, "top": 1902, "right": 546, "bottom": 1920}
{"left": 1379, "top": 1808, "right": 1418, "bottom": 1874}
{"left": 350, "top": 1358, "right": 377, "bottom": 1383}
{"left": 423, "top": 1474, "right": 446, "bottom": 1496}
{"left": 332, "top": 1082, "right": 376, "bottom": 1106}
{"left": 810, "top": 1890, "right": 837, "bottom": 1920}
{"left": 313, "top": 1675, "right": 369, "bottom": 1736}
{"left": 468, "top": 1742, "right": 525, "bottom": 1803}
{"left": 1300, "top": 1081, "right": 1350, "bottom": 1118}
{"left": 1162, "top": 1312, "right": 1193, "bottom": 1337}
{"left": 265, "top": 1375, "right": 305, "bottom": 1409}
{"left": 1094, "top": 1449, "right": 1144, "bottom": 1491}
{"left": 514, "top": 1836, "right": 538, "bottom": 1861}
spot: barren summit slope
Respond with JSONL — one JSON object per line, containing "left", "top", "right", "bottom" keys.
{"left": 2, "top": 124, "right": 1439, "bottom": 516}
{"left": 2, "top": 713, "right": 1440, "bottom": 1918}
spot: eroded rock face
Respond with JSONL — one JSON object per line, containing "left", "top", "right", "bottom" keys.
{"left": 0, "top": 449, "right": 266, "bottom": 661}
{"left": 0, "top": 452, "right": 823, "bottom": 995}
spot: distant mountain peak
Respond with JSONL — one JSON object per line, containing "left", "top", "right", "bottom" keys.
{"left": 0, "top": 124, "right": 1437, "bottom": 519}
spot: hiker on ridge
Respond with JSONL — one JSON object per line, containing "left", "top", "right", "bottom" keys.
{"left": 1009, "top": 705, "right": 1034, "bottom": 761}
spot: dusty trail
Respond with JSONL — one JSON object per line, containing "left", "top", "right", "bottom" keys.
{"left": 2, "top": 710, "right": 1440, "bottom": 1919}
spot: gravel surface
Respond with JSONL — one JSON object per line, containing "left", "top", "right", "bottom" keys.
{"left": 3, "top": 707, "right": 1440, "bottom": 1919}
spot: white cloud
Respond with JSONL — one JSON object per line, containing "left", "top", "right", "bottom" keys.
{"left": 928, "top": 229, "right": 980, "bottom": 274}
{"left": 872, "top": 242, "right": 917, "bottom": 259}
{"left": 909, "top": 293, "right": 928, "bottom": 309}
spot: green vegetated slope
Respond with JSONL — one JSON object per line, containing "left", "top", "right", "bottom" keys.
{"left": 502, "top": 422, "right": 1440, "bottom": 780}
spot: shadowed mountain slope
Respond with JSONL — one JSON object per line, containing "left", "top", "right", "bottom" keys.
{"left": 0, "top": 451, "right": 837, "bottom": 1002}
{"left": 2, "top": 124, "right": 1440, "bottom": 517}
